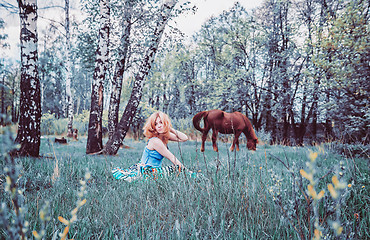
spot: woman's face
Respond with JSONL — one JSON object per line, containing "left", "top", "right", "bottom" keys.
{"left": 155, "top": 116, "right": 164, "bottom": 134}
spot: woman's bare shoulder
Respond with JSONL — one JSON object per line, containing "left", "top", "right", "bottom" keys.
{"left": 147, "top": 137, "right": 165, "bottom": 149}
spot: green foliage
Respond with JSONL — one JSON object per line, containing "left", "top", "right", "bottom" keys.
{"left": 1, "top": 136, "right": 369, "bottom": 239}
{"left": 73, "top": 110, "right": 91, "bottom": 133}
{"left": 0, "top": 18, "right": 9, "bottom": 50}
{"left": 41, "top": 111, "right": 91, "bottom": 136}
{"left": 313, "top": 0, "right": 370, "bottom": 143}
{"left": 41, "top": 113, "right": 68, "bottom": 135}
{"left": 38, "top": 36, "right": 65, "bottom": 118}
{"left": 0, "top": 63, "right": 20, "bottom": 124}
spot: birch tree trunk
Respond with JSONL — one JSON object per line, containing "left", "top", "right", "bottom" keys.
{"left": 11, "top": 72, "right": 18, "bottom": 123}
{"left": 86, "top": 0, "right": 110, "bottom": 154}
{"left": 1, "top": 75, "right": 4, "bottom": 125}
{"left": 103, "top": 0, "right": 178, "bottom": 155}
{"left": 107, "top": 0, "right": 133, "bottom": 140}
{"left": 14, "top": 0, "right": 41, "bottom": 157}
{"left": 65, "top": 0, "right": 74, "bottom": 137}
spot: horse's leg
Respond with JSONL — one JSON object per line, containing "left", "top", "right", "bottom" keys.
{"left": 236, "top": 136, "right": 240, "bottom": 151}
{"left": 211, "top": 129, "right": 219, "bottom": 152}
{"left": 201, "top": 128, "right": 210, "bottom": 152}
{"left": 230, "top": 131, "right": 241, "bottom": 152}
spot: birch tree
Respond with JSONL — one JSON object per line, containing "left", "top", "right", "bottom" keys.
{"left": 103, "top": 0, "right": 178, "bottom": 155}
{"left": 107, "top": 0, "right": 133, "bottom": 140}
{"left": 65, "top": 0, "right": 74, "bottom": 137}
{"left": 86, "top": 0, "right": 110, "bottom": 154}
{"left": 14, "top": 0, "right": 41, "bottom": 157}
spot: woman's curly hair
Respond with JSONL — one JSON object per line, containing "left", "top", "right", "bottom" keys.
{"left": 143, "top": 111, "right": 172, "bottom": 144}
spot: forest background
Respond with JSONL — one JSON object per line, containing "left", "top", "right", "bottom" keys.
{"left": 0, "top": 0, "right": 368, "bottom": 153}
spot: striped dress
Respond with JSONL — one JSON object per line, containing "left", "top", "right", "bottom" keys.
{"left": 112, "top": 138, "right": 194, "bottom": 181}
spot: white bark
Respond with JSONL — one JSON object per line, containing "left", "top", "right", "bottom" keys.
{"left": 65, "top": 0, "right": 74, "bottom": 136}
{"left": 104, "top": 0, "right": 178, "bottom": 155}
{"left": 107, "top": 0, "right": 133, "bottom": 139}
{"left": 86, "top": 0, "right": 110, "bottom": 153}
{"left": 15, "top": 0, "right": 41, "bottom": 157}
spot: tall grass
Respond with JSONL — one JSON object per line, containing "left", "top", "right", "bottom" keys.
{"left": 1, "top": 132, "right": 369, "bottom": 239}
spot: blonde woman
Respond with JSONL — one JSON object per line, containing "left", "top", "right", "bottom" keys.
{"left": 112, "top": 111, "right": 189, "bottom": 181}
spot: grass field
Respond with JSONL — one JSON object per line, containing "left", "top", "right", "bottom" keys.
{"left": 1, "top": 134, "right": 369, "bottom": 239}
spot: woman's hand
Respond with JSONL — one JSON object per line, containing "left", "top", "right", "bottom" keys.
{"left": 169, "top": 128, "right": 188, "bottom": 142}
{"left": 148, "top": 137, "right": 184, "bottom": 168}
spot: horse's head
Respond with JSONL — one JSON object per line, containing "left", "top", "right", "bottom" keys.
{"left": 247, "top": 138, "right": 258, "bottom": 151}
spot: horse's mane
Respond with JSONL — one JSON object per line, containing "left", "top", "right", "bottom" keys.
{"left": 192, "top": 111, "right": 208, "bottom": 132}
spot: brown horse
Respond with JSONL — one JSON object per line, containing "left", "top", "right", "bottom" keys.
{"left": 193, "top": 109, "right": 258, "bottom": 152}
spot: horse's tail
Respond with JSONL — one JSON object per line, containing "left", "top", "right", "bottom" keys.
{"left": 192, "top": 111, "right": 208, "bottom": 132}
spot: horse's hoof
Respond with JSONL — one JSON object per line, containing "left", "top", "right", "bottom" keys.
{"left": 200, "top": 148, "right": 205, "bottom": 152}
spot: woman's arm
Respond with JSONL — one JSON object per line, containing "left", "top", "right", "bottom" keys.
{"left": 149, "top": 138, "right": 184, "bottom": 168}
{"left": 169, "top": 127, "right": 188, "bottom": 142}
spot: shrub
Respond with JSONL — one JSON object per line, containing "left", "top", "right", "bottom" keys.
{"left": 41, "top": 111, "right": 90, "bottom": 136}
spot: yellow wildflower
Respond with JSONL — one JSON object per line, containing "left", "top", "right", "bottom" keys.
{"left": 332, "top": 175, "right": 339, "bottom": 187}
{"left": 5, "top": 176, "right": 11, "bottom": 193}
{"left": 328, "top": 184, "right": 338, "bottom": 199}
{"left": 332, "top": 175, "right": 346, "bottom": 189}
{"left": 60, "top": 226, "right": 70, "bottom": 240}
{"left": 309, "top": 151, "right": 318, "bottom": 162}
{"left": 32, "top": 231, "right": 40, "bottom": 239}
{"left": 332, "top": 221, "right": 343, "bottom": 236}
{"left": 348, "top": 184, "right": 352, "bottom": 188}
{"left": 58, "top": 216, "right": 69, "bottom": 225}
{"left": 313, "top": 228, "right": 321, "bottom": 240}
{"left": 71, "top": 207, "right": 78, "bottom": 216}
{"left": 307, "top": 184, "right": 317, "bottom": 199}
{"left": 40, "top": 210, "right": 45, "bottom": 221}
{"left": 79, "top": 199, "right": 87, "bottom": 207}
{"left": 300, "top": 169, "right": 313, "bottom": 182}
{"left": 317, "top": 190, "right": 325, "bottom": 200}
